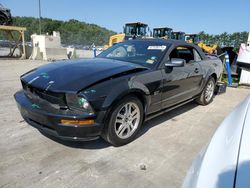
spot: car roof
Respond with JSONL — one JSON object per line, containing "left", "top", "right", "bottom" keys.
{"left": 123, "top": 39, "right": 206, "bottom": 60}
{"left": 131, "top": 38, "right": 197, "bottom": 47}
{"left": 132, "top": 39, "right": 203, "bottom": 55}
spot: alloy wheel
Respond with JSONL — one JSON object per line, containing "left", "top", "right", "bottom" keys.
{"left": 205, "top": 80, "right": 215, "bottom": 102}
{"left": 114, "top": 102, "right": 140, "bottom": 139}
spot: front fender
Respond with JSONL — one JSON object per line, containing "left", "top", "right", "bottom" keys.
{"left": 81, "top": 76, "right": 150, "bottom": 112}
{"left": 102, "top": 79, "right": 150, "bottom": 110}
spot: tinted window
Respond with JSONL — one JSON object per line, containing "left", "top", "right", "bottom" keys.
{"left": 98, "top": 40, "right": 170, "bottom": 67}
{"left": 169, "top": 46, "right": 195, "bottom": 63}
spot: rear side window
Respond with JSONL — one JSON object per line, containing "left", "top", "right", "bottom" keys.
{"left": 169, "top": 46, "right": 202, "bottom": 63}
{"left": 169, "top": 47, "right": 194, "bottom": 63}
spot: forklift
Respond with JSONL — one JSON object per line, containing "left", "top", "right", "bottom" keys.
{"left": 153, "top": 27, "right": 173, "bottom": 39}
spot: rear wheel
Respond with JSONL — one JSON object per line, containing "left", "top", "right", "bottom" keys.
{"left": 195, "top": 77, "right": 215, "bottom": 105}
{"left": 102, "top": 96, "right": 143, "bottom": 146}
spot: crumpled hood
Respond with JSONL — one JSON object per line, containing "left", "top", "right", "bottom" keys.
{"left": 21, "top": 58, "right": 146, "bottom": 93}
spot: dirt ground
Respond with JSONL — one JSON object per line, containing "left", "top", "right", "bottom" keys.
{"left": 0, "top": 59, "right": 249, "bottom": 188}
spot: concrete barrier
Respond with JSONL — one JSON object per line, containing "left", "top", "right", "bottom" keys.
{"left": 43, "top": 48, "right": 68, "bottom": 60}
{"left": 29, "top": 47, "right": 43, "bottom": 60}
{"left": 76, "top": 49, "right": 101, "bottom": 58}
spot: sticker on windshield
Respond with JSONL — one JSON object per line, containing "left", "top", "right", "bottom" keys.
{"left": 147, "top": 45, "right": 166, "bottom": 51}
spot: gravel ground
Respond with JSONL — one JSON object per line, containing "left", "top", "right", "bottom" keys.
{"left": 0, "top": 59, "right": 249, "bottom": 188}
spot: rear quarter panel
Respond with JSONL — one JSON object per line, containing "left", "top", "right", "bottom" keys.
{"left": 198, "top": 57, "right": 223, "bottom": 88}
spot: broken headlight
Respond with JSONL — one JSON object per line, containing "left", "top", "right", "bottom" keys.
{"left": 66, "top": 93, "right": 94, "bottom": 115}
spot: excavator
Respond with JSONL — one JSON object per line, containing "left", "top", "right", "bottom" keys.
{"left": 104, "top": 22, "right": 149, "bottom": 49}
{"left": 153, "top": 27, "right": 172, "bottom": 39}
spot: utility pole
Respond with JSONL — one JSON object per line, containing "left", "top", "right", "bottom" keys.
{"left": 38, "top": 0, "right": 42, "bottom": 34}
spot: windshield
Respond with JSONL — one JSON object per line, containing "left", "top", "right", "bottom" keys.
{"left": 98, "top": 40, "right": 169, "bottom": 67}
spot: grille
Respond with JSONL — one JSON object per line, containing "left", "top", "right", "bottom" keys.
{"left": 21, "top": 80, "right": 66, "bottom": 107}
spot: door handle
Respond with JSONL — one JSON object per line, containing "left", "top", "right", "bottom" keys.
{"left": 194, "top": 68, "right": 199, "bottom": 73}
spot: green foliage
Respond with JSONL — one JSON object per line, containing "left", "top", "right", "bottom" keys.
{"left": 0, "top": 16, "right": 248, "bottom": 49}
{"left": 198, "top": 31, "right": 248, "bottom": 52}
{"left": 2, "top": 16, "right": 116, "bottom": 46}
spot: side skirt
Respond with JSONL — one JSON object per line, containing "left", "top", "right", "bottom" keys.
{"left": 144, "top": 98, "right": 196, "bottom": 121}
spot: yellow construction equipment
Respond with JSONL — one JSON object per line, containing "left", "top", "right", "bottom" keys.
{"left": 153, "top": 27, "right": 172, "bottom": 39}
{"left": 105, "top": 23, "right": 219, "bottom": 56}
{"left": 185, "top": 34, "right": 200, "bottom": 44}
{"left": 171, "top": 31, "right": 185, "bottom": 41}
{"left": 197, "top": 42, "right": 218, "bottom": 54}
{"left": 104, "top": 33, "right": 125, "bottom": 49}
{"left": 184, "top": 33, "right": 218, "bottom": 54}
{"left": 104, "top": 22, "right": 149, "bottom": 49}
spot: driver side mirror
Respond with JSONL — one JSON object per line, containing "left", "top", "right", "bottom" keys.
{"left": 165, "top": 58, "right": 186, "bottom": 67}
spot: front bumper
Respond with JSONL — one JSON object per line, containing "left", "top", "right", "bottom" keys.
{"left": 14, "top": 90, "right": 105, "bottom": 141}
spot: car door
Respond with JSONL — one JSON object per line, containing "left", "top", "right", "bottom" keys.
{"left": 161, "top": 46, "right": 203, "bottom": 109}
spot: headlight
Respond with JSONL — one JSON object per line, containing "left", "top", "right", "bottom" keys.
{"left": 66, "top": 93, "right": 94, "bottom": 115}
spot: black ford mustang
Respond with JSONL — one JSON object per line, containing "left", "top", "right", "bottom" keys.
{"left": 14, "top": 39, "right": 222, "bottom": 146}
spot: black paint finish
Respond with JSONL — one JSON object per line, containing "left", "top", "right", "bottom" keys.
{"left": 14, "top": 39, "right": 222, "bottom": 141}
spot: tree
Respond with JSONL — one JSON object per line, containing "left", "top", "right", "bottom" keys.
{"left": 1, "top": 16, "right": 116, "bottom": 45}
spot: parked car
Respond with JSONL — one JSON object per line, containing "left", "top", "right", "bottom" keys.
{"left": 14, "top": 39, "right": 222, "bottom": 146}
{"left": 182, "top": 94, "right": 250, "bottom": 188}
{"left": 0, "top": 39, "right": 15, "bottom": 48}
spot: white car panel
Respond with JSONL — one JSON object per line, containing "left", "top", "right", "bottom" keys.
{"left": 235, "top": 94, "right": 250, "bottom": 188}
{"left": 182, "top": 94, "right": 250, "bottom": 188}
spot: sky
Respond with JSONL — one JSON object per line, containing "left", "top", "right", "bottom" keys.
{"left": 1, "top": 0, "right": 250, "bottom": 34}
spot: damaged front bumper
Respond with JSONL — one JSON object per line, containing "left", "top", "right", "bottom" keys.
{"left": 14, "top": 90, "right": 105, "bottom": 141}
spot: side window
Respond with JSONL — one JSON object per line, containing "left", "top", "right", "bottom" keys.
{"left": 169, "top": 46, "right": 195, "bottom": 63}
{"left": 193, "top": 49, "right": 202, "bottom": 61}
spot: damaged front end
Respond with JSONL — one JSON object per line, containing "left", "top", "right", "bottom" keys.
{"left": 14, "top": 58, "right": 149, "bottom": 141}
{"left": 14, "top": 80, "right": 105, "bottom": 141}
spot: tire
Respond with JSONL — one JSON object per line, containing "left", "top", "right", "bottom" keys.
{"left": 102, "top": 96, "right": 143, "bottom": 146}
{"left": 195, "top": 77, "right": 215, "bottom": 105}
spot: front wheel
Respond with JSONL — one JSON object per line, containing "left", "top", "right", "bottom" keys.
{"left": 195, "top": 77, "right": 215, "bottom": 105}
{"left": 102, "top": 96, "right": 143, "bottom": 146}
